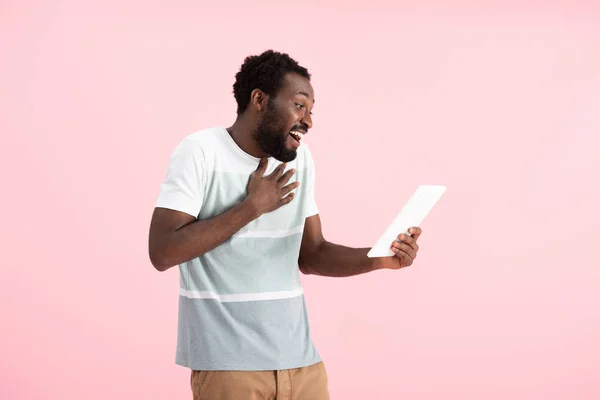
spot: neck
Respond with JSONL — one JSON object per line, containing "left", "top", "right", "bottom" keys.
{"left": 227, "top": 114, "right": 268, "bottom": 159}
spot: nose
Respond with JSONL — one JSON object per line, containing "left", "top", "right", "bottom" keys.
{"left": 300, "top": 110, "right": 312, "bottom": 130}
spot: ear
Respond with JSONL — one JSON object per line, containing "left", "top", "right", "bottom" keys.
{"left": 250, "top": 89, "right": 269, "bottom": 112}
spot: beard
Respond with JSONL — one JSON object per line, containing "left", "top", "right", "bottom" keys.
{"left": 253, "top": 99, "right": 298, "bottom": 163}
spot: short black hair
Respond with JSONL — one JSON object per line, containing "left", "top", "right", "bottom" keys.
{"left": 233, "top": 50, "right": 311, "bottom": 114}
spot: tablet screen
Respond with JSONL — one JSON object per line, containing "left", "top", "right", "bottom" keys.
{"left": 367, "top": 185, "right": 447, "bottom": 258}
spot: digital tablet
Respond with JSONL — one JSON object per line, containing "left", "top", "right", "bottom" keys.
{"left": 367, "top": 185, "right": 447, "bottom": 258}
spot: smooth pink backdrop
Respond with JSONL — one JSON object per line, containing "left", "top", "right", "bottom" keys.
{"left": 2, "top": 1, "right": 600, "bottom": 399}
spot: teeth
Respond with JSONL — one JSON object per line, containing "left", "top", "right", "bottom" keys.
{"left": 290, "top": 131, "right": 304, "bottom": 141}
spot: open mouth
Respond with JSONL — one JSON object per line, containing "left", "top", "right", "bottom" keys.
{"left": 289, "top": 130, "right": 305, "bottom": 143}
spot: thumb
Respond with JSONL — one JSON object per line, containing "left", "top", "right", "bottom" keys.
{"left": 255, "top": 157, "right": 268, "bottom": 175}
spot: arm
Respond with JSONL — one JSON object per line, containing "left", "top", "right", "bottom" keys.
{"left": 298, "top": 214, "right": 385, "bottom": 277}
{"left": 298, "top": 214, "right": 421, "bottom": 277}
{"left": 149, "top": 158, "right": 298, "bottom": 272}
{"left": 148, "top": 200, "right": 259, "bottom": 272}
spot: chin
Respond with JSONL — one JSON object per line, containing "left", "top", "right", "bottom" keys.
{"left": 274, "top": 149, "right": 297, "bottom": 163}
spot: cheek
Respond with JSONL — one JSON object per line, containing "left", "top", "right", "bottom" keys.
{"left": 288, "top": 110, "right": 303, "bottom": 125}
{"left": 277, "top": 111, "right": 297, "bottom": 129}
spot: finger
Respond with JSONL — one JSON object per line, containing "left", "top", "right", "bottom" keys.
{"left": 279, "top": 191, "right": 295, "bottom": 206}
{"left": 397, "top": 234, "right": 419, "bottom": 252}
{"left": 269, "top": 163, "right": 287, "bottom": 179}
{"left": 391, "top": 247, "right": 413, "bottom": 267}
{"left": 277, "top": 168, "right": 296, "bottom": 187}
{"left": 408, "top": 227, "right": 422, "bottom": 240}
{"left": 392, "top": 241, "right": 417, "bottom": 259}
{"left": 254, "top": 157, "right": 269, "bottom": 176}
{"left": 281, "top": 181, "right": 300, "bottom": 196}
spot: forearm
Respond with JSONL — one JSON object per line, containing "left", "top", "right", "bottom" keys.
{"left": 152, "top": 200, "right": 259, "bottom": 271}
{"left": 300, "top": 241, "right": 385, "bottom": 277}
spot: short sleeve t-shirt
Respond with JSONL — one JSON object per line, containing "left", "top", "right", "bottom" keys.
{"left": 155, "top": 126, "right": 321, "bottom": 371}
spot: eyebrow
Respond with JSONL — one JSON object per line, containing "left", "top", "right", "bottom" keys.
{"left": 296, "top": 90, "right": 315, "bottom": 103}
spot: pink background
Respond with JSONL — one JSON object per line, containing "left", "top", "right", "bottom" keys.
{"left": 2, "top": 1, "right": 600, "bottom": 399}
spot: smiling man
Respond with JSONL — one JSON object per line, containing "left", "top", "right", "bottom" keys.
{"left": 148, "top": 50, "right": 422, "bottom": 400}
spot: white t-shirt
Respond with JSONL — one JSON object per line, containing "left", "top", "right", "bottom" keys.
{"left": 155, "top": 126, "right": 321, "bottom": 370}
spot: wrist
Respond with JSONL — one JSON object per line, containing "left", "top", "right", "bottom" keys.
{"left": 370, "top": 255, "right": 390, "bottom": 270}
{"left": 241, "top": 197, "right": 263, "bottom": 220}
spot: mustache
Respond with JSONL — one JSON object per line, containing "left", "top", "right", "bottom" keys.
{"left": 290, "top": 124, "right": 309, "bottom": 133}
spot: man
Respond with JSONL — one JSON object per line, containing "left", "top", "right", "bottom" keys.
{"left": 148, "top": 50, "right": 422, "bottom": 400}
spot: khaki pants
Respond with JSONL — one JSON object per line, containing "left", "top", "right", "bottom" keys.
{"left": 190, "top": 361, "right": 330, "bottom": 400}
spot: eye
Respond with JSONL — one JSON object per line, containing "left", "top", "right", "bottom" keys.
{"left": 295, "top": 102, "right": 313, "bottom": 116}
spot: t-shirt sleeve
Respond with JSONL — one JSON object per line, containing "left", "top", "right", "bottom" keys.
{"left": 155, "top": 138, "right": 206, "bottom": 218}
{"left": 304, "top": 145, "right": 319, "bottom": 218}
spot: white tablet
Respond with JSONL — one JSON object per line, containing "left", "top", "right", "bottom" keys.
{"left": 367, "top": 185, "right": 447, "bottom": 258}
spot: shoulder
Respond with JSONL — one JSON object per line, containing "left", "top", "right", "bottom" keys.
{"left": 297, "top": 142, "right": 316, "bottom": 166}
{"left": 298, "top": 141, "right": 313, "bottom": 156}
{"left": 178, "top": 126, "right": 224, "bottom": 150}
{"left": 169, "top": 127, "right": 227, "bottom": 162}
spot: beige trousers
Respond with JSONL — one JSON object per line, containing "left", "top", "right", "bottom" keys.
{"left": 190, "top": 361, "right": 330, "bottom": 400}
